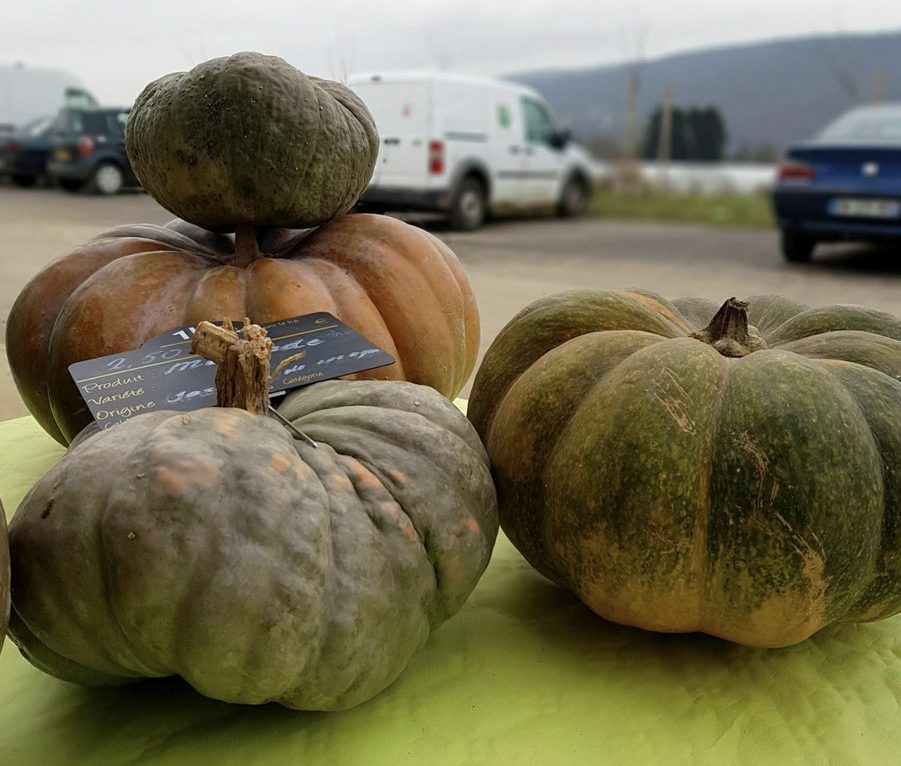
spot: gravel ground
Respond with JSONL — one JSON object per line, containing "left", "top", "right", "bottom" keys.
{"left": 1, "top": 184, "right": 899, "bottom": 420}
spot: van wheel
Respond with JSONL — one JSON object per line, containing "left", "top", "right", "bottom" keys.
{"left": 557, "top": 175, "right": 589, "bottom": 217}
{"left": 12, "top": 174, "right": 37, "bottom": 188}
{"left": 90, "top": 162, "right": 125, "bottom": 195}
{"left": 449, "top": 177, "right": 486, "bottom": 231}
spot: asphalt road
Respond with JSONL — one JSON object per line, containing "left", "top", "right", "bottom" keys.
{"left": 1, "top": 184, "right": 899, "bottom": 420}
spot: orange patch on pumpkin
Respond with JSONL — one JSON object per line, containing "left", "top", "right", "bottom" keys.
{"left": 212, "top": 411, "right": 243, "bottom": 438}
{"left": 461, "top": 517, "right": 481, "bottom": 534}
{"left": 626, "top": 292, "right": 692, "bottom": 333}
{"left": 270, "top": 453, "right": 292, "bottom": 473}
{"left": 294, "top": 462, "right": 312, "bottom": 480}
{"left": 387, "top": 470, "right": 406, "bottom": 487}
{"left": 383, "top": 503, "right": 421, "bottom": 546}
{"left": 328, "top": 474, "right": 353, "bottom": 491}
{"left": 345, "top": 458, "right": 382, "bottom": 489}
{"left": 155, "top": 456, "right": 223, "bottom": 495}
{"left": 400, "top": 518, "right": 421, "bottom": 546}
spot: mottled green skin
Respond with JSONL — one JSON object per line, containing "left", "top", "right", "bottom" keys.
{"left": 0, "top": 505, "right": 8, "bottom": 652}
{"left": 469, "top": 289, "right": 901, "bottom": 647}
{"left": 9, "top": 381, "right": 498, "bottom": 709}
{"left": 126, "top": 52, "right": 379, "bottom": 229}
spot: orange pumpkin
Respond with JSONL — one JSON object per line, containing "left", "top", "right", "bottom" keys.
{"left": 7, "top": 215, "right": 479, "bottom": 445}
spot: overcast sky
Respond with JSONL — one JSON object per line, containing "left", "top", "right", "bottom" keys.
{"left": 6, "top": 0, "right": 901, "bottom": 104}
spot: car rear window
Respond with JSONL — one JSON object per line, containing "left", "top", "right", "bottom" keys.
{"left": 815, "top": 107, "right": 901, "bottom": 145}
{"left": 21, "top": 115, "right": 52, "bottom": 136}
{"left": 54, "top": 110, "right": 129, "bottom": 136}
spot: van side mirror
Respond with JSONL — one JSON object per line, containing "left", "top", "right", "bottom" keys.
{"left": 551, "top": 127, "right": 571, "bottom": 149}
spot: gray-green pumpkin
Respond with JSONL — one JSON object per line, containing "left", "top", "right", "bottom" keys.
{"left": 469, "top": 289, "right": 901, "bottom": 648}
{"left": 125, "top": 52, "right": 379, "bottom": 230}
{"left": 8, "top": 381, "right": 498, "bottom": 709}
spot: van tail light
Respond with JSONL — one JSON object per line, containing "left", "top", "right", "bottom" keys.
{"left": 77, "top": 135, "right": 95, "bottom": 157}
{"left": 7, "top": 141, "right": 22, "bottom": 153}
{"left": 428, "top": 140, "right": 445, "bottom": 175}
{"left": 777, "top": 161, "right": 815, "bottom": 182}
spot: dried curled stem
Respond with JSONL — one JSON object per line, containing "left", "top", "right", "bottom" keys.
{"left": 191, "top": 318, "right": 273, "bottom": 413}
{"left": 691, "top": 297, "right": 768, "bottom": 358}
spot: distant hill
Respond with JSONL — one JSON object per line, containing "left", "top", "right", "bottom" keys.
{"left": 509, "top": 31, "right": 901, "bottom": 158}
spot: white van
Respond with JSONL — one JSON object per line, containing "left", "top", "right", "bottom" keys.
{"left": 0, "top": 63, "right": 96, "bottom": 133}
{"left": 347, "top": 71, "right": 594, "bottom": 230}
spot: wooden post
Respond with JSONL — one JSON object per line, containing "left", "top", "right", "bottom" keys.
{"left": 875, "top": 72, "right": 887, "bottom": 103}
{"left": 656, "top": 83, "right": 674, "bottom": 191}
{"left": 617, "top": 70, "right": 642, "bottom": 193}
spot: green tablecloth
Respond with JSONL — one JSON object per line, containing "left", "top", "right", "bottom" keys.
{"left": 1, "top": 414, "right": 899, "bottom": 765}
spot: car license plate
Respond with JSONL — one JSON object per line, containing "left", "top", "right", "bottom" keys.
{"left": 54, "top": 148, "right": 71, "bottom": 161}
{"left": 829, "top": 197, "right": 901, "bottom": 219}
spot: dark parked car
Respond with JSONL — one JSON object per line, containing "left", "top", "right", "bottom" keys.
{"left": 46, "top": 107, "right": 138, "bottom": 194}
{"left": 0, "top": 115, "right": 54, "bottom": 187}
{"left": 772, "top": 103, "right": 901, "bottom": 262}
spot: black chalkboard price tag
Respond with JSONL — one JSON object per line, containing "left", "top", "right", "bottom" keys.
{"left": 69, "top": 313, "right": 395, "bottom": 430}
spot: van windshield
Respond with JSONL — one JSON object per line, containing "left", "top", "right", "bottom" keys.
{"left": 521, "top": 98, "right": 558, "bottom": 144}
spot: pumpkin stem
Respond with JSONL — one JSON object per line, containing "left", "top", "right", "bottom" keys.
{"left": 233, "top": 224, "right": 264, "bottom": 267}
{"left": 190, "top": 320, "right": 318, "bottom": 447}
{"left": 691, "top": 297, "right": 768, "bottom": 358}
{"left": 191, "top": 318, "right": 272, "bottom": 413}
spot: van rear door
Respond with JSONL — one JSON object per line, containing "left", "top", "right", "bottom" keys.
{"left": 350, "top": 80, "right": 430, "bottom": 189}
{"left": 489, "top": 90, "right": 529, "bottom": 206}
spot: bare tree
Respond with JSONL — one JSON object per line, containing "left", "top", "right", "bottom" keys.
{"left": 328, "top": 29, "right": 355, "bottom": 84}
{"left": 814, "top": 10, "right": 864, "bottom": 102}
{"left": 615, "top": 18, "right": 650, "bottom": 192}
{"left": 815, "top": 34, "right": 860, "bottom": 101}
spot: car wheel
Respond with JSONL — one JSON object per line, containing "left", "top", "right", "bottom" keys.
{"left": 557, "top": 175, "right": 589, "bottom": 217}
{"left": 781, "top": 230, "right": 816, "bottom": 263}
{"left": 90, "top": 162, "right": 125, "bottom": 195}
{"left": 448, "top": 176, "right": 487, "bottom": 231}
{"left": 11, "top": 174, "right": 37, "bottom": 188}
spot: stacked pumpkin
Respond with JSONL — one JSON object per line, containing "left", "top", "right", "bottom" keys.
{"left": 9, "top": 53, "right": 479, "bottom": 445}
{"left": 4, "top": 53, "right": 498, "bottom": 709}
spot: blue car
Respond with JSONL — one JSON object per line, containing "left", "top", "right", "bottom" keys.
{"left": 0, "top": 115, "right": 54, "bottom": 187}
{"left": 772, "top": 103, "right": 901, "bottom": 262}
